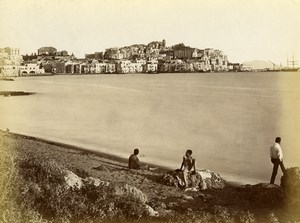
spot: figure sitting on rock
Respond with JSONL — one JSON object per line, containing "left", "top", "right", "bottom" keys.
{"left": 270, "top": 137, "right": 286, "bottom": 184}
{"left": 179, "top": 149, "right": 196, "bottom": 187}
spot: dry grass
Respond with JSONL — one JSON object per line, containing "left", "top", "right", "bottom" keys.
{"left": 0, "top": 134, "right": 154, "bottom": 223}
{"left": 1, "top": 132, "right": 299, "bottom": 223}
{"left": 0, "top": 134, "right": 47, "bottom": 223}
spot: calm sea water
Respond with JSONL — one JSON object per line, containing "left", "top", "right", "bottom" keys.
{"left": 1, "top": 72, "right": 300, "bottom": 184}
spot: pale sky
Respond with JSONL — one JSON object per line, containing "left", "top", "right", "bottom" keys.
{"left": 1, "top": 0, "right": 300, "bottom": 64}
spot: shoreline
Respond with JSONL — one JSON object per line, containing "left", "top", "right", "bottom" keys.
{"left": 1, "top": 130, "right": 298, "bottom": 222}
{"left": 4, "top": 130, "right": 241, "bottom": 186}
{"left": 2, "top": 69, "right": 299, "bottom": 79}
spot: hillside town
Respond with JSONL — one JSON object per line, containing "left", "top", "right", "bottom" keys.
{"left": 0, "top": 40, "right": 242, "bottom": 77}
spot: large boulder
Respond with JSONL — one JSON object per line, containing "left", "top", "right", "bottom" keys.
{"left": 160, "top": 169, "right": 225, "bottom": 190}
{"left": 64, "top": 170, "right": 153, "bottom": 211}
{"left": 64, "top": 170, "right": 148, "bottom": 203}
{"left": 281, "top": 167, "right": 300, "bottom": 199}
{"left": 64, "top": 170, "right": 84, "bottom": 189}
{"left": 197, "top": 169, "right": 225, "bottom": 190}
{"left": 64, "top": 170, "right": 110, "bottom": 189}
{"left": 112, "top": 184, "right": 148, "bottom": 204}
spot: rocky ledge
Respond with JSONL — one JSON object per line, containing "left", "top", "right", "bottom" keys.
{"left": 160, "top": 169, "right": 225, "bottom": 190}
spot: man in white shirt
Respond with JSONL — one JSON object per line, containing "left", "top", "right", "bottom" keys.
{"left": 270, "top": 137, "right": 286, "bottom": 184}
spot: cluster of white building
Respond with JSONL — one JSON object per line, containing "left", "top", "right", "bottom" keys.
{"left": 64, "top": 59, "right": 158, "bottom": 74}
{"left": 1, "top": 41, "right": 239, "bottom": 77}
{"left": 0, "top": 47, "right": 45, "bottom": 77}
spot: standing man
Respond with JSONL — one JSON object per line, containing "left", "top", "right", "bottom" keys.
{"left": 270, "top": 137, "right": 286, "bottom": 184}
{"left": 128, "top": 148, "right": 141, "bottom": 170}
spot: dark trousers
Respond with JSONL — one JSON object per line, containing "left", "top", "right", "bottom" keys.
{"left": 270, "top": 158, "right": 286, "bottom": 184}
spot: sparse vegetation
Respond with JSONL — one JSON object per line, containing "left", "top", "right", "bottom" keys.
{"left": 1, "top": 132, "right": 300, "bottom": 223}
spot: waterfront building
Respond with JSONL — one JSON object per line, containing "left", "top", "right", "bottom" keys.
{"left": 183, "top": 62, "right": 194, "bottom": 72}
{"left": 105, "top": 63, "right": 116, "bottom": 74}
{"left": 80, "top": 63, "right": 92, "bottom": 74}
{"left": 42, "top": 61, "right": 66, "bottom": 74}
{"left": 228, "top": 63, "right": 241, "bottom": 72}
{"left": 192, "top": 49, "right": 198, "bottom": 58}
{"left": 19, "top": 63, "right": 45, "bottom": 75}
{"left": 0, "top": 47, "right": 22, "bottom": 65}
{"left": 145, "top": 63, "right": 158, "bottom": 73}
{"left": 116, "top": 60, "right": 131, "bottom": 73}
{"left": 95, "top": 62, "right": 106, "bottom": 74}
{"left": 0, "top": 40, "right": 232, "bottom": 75}
{"left": 240, "top": 64, "right": 252, "bottom": 72}
{"left": 130, "top": 62, "right": 143, "bottom": 73}
{"left": 0, "top": 65, "right": 19, "bottom": 77}
{"left": 0, "top": 47, "right": 23, "bottom": 76}
{"left": 158, "top": 61, "right": 174, "bottom": 73}
{"left": 65, "top": 61, "right": 80, "bottom": 74}
{"left": 135, "top": 59, "right": 147, "bottom": 65}
{"left": 191, "top": 61, "right": 202, "bottom": 72}
{"left": 0, "top": 51, "right": 10, "bottom": 66}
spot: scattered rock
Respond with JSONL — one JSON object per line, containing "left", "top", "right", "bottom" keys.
{"left": 160, "top": 172, "right": 181, "bottom": 187}
{"left": 83, "top": 176, "right": 110, "bottom": 187}
{"left": 182, "top": 195, "right": 194, "bottom": 200}
{"left": 160, "top": 169, "right": 225, "bottom": 190}
{"left": 167, "top": 202, "right": 177, "bottom": 208}
{"left": 65, "top": 170, "right": 148, "bottom": 204}
{"left": 197, "top": 169, "right": 225, "bottom": 190}
{"left": 268, "top": 212, "right": 280, "bottom": 223}
{"left": 281, "top": 167, "right": 300, "bottom": 199}
{"left": 62, "top": 170, "right": 158, "bottom": 218}
{"left": 113, "top": 184, "right": 148, "bottom": 204}
{"left": 141, "top": 178, "right": 149, "bottom": 184}
{"left": 64, "top": 170, "right": 83, "bottom": 189}
{"left": 145, "top": 205, "right": 159, "bottom": 217}
{"left": 160, "top": 202, "right": 167, "bottom": 209}
{"left": 64, "top": 170, "right": 110, "bottom": 189}
{"left": 184, "top": 186, "right": 198, "bottom": 192}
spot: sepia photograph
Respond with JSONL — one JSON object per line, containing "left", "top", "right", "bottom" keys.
{"left": 0, "top": 0, "right": 300, "bottom": 222}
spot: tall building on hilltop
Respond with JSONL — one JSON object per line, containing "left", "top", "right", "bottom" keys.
{"left": 38, "top": 47, "right": 57, "bottom": 56}
{"left": 0, "top": 47, "right": 22, "bottom": 65}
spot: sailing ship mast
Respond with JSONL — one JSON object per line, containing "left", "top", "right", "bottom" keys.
{"left": 287, "top": 54, "right": 298, "bottom": 69}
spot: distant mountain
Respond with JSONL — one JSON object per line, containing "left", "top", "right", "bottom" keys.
{"left": 242, "top": 60, "right": 276, "bottom": 70}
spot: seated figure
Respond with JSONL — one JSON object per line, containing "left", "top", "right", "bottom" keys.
{"left": 128, "top": 148, "right": 141, "bottom": 170}
{"left": 179, "top": 149, "right": 196, "bottom": 187}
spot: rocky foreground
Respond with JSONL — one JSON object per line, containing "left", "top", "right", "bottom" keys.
{"left": 0, "top": 131, "right": 299, "bottom": 223}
